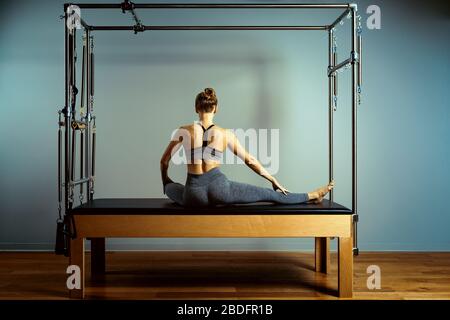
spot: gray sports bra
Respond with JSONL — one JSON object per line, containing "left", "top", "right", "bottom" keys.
{"left": 189, "top": 123, "right": 223, "bottom": 162}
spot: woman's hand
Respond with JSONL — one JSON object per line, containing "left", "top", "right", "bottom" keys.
{"left": 271, "top": 178, "right": 289, "bottom": 195}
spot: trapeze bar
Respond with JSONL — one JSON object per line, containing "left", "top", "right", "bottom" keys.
{"left": 73, "top": 3, "right": 352, "bottom": 9}
{"left": 90, "top": 25, "right": 328, "bottom": 31}
{"left": 70, "top": 177, "right": 91, "bottom": 186}
{"left": 327, "top": 57, "right": 353, "bottom": 76}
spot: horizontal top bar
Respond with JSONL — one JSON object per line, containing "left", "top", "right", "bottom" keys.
{"left": 90, "top": 25, "right": 328, "bottom": 31}
{"left": 71, "top": 3, "right": 352, "bottom": 9}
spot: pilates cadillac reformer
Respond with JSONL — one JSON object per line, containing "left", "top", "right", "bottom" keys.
{"left": 57, "top": 1, "right": 363, "bottom": 298}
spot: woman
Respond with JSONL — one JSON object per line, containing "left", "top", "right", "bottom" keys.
{"left": 160, "top": 88, "right": 334, "bottom": 207}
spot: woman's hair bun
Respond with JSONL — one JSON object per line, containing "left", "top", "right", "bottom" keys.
{"left": 204, "top": 87, "right": 216, "bottom": 98}
{"left": 195, "top": 87, "right": 218, "bottom": 112}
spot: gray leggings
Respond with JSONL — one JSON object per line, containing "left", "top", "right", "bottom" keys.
{"left": 164, "top": 168, "right": 309, "bottom": 207}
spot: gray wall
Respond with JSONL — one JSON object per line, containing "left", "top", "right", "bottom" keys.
{"left": 0, "top": 0, "right": 449, "bottom": 251}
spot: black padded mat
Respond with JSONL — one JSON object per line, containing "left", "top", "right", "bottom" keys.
{"left": 71, "top": 198, "right": 352, "bottom": 215}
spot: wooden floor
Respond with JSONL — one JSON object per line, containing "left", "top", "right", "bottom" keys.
{"left": 0, "top": 251, "right": 449, "bottom": 300}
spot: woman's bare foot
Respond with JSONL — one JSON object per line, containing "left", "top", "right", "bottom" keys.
{"left": 307, "top": 180, "right": 335, "bottom": 204}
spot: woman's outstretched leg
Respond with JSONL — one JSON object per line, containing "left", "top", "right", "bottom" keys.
{"left": 164, "top": 182, "right": 185, "bottom": 206}
{"left": 226, "top": 180, "right": 309, "bottom": 205}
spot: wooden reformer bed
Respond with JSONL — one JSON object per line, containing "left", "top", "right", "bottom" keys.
{"left": 68, "top": 198, "right": 354, "bottom": 298}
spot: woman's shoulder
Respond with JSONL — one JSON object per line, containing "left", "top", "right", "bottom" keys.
{"left": 177, "top": 123, "right": 201, "bottom": 134}
{"left": 179, "top": 124, "right": 194, "bottom": 130}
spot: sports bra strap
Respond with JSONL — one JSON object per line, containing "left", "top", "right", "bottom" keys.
{"left": 200, "top": 123, "right": 215, "bottom": 132}
{"left": 200, "top": 123, "right": 215, "bottom": 147}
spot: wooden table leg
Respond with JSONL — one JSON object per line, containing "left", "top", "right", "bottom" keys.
{"left": 91, "top": 238, "right": 105, "bottom": 279}
{"left": 69, "top": 237, "right": 85, "bottom": 299}
{"left": 315, "top": 237, "right": 330, "bottom": 274}
{"left": 338, "top": 237, "right": 353, "bottom": 298}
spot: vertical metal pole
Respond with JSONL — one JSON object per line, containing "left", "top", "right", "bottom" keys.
{"left": 328, "top": 28, "right": 334, "bottom": 202}
{"left": 58, "top": 112, "right": 63, "bottom": 214}
{"left": 64, "top": 9, "right": 69, "bottom": 212}
{"left": 65, "top": 7, "right": 74, "bottom": 211}
{"left": 90, "top": 37, "right": 95, "bottom": 201}
{"left": 71, "top": 27, "right": 77, "bottom": 104}
{"left": 70, "top": 27, "right": 77, "bottom": 199}
{"left": 79, "top": 38, "right": 86, "bottom": 202}
{"left": 351, "top": 7, "right": 359, "bottom": 255}
{"left": 85, "top": 30, "right": 91, "bottom": 201}
{"left": 92, "top": 117, "right": 96, "bottom": 195}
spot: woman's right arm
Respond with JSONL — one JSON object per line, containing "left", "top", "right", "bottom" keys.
{"left": 160, "top": 128, "right": 183, "bottom": 191}
{"left": 225, "top": 129, "right": 288, "bottom": 194}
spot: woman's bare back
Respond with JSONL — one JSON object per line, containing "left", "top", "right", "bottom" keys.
{"left": 179, "top": 123, "right": 227, "bottom": 175}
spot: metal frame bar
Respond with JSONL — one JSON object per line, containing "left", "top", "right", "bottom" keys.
{"left": 330, "top": 8, "right": 350, "bottom": 29}
{"left": 60, "top": 2, "right": 361, "bottom": 254}
{"left": 65, "top": 9, "right": 73, "bottom": 211}
{"left": 328, "top": 28, "right": 334, "bottom": 203}
{"left": 80, "top": 18, "right": 90, "bottom": 29}
{"left": 350, "top": 6, "right": 358, "bottom": 255}
{"left": 328, "top": 57, "right": 353, "bottom": 76}
{"left": 85, "top": 30, "right": 93, "bottom": 202}
{"left": 73, "top": 3, "right": 352, "bottom": 9}
{"left": 63, "top": 11, "right": 69, "bottom": 212}
{"left": 90, "top": 25, "right": 328, "bottom": 31}
{"left": 79, "top": 38, "right": 86, "bottom": 202}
